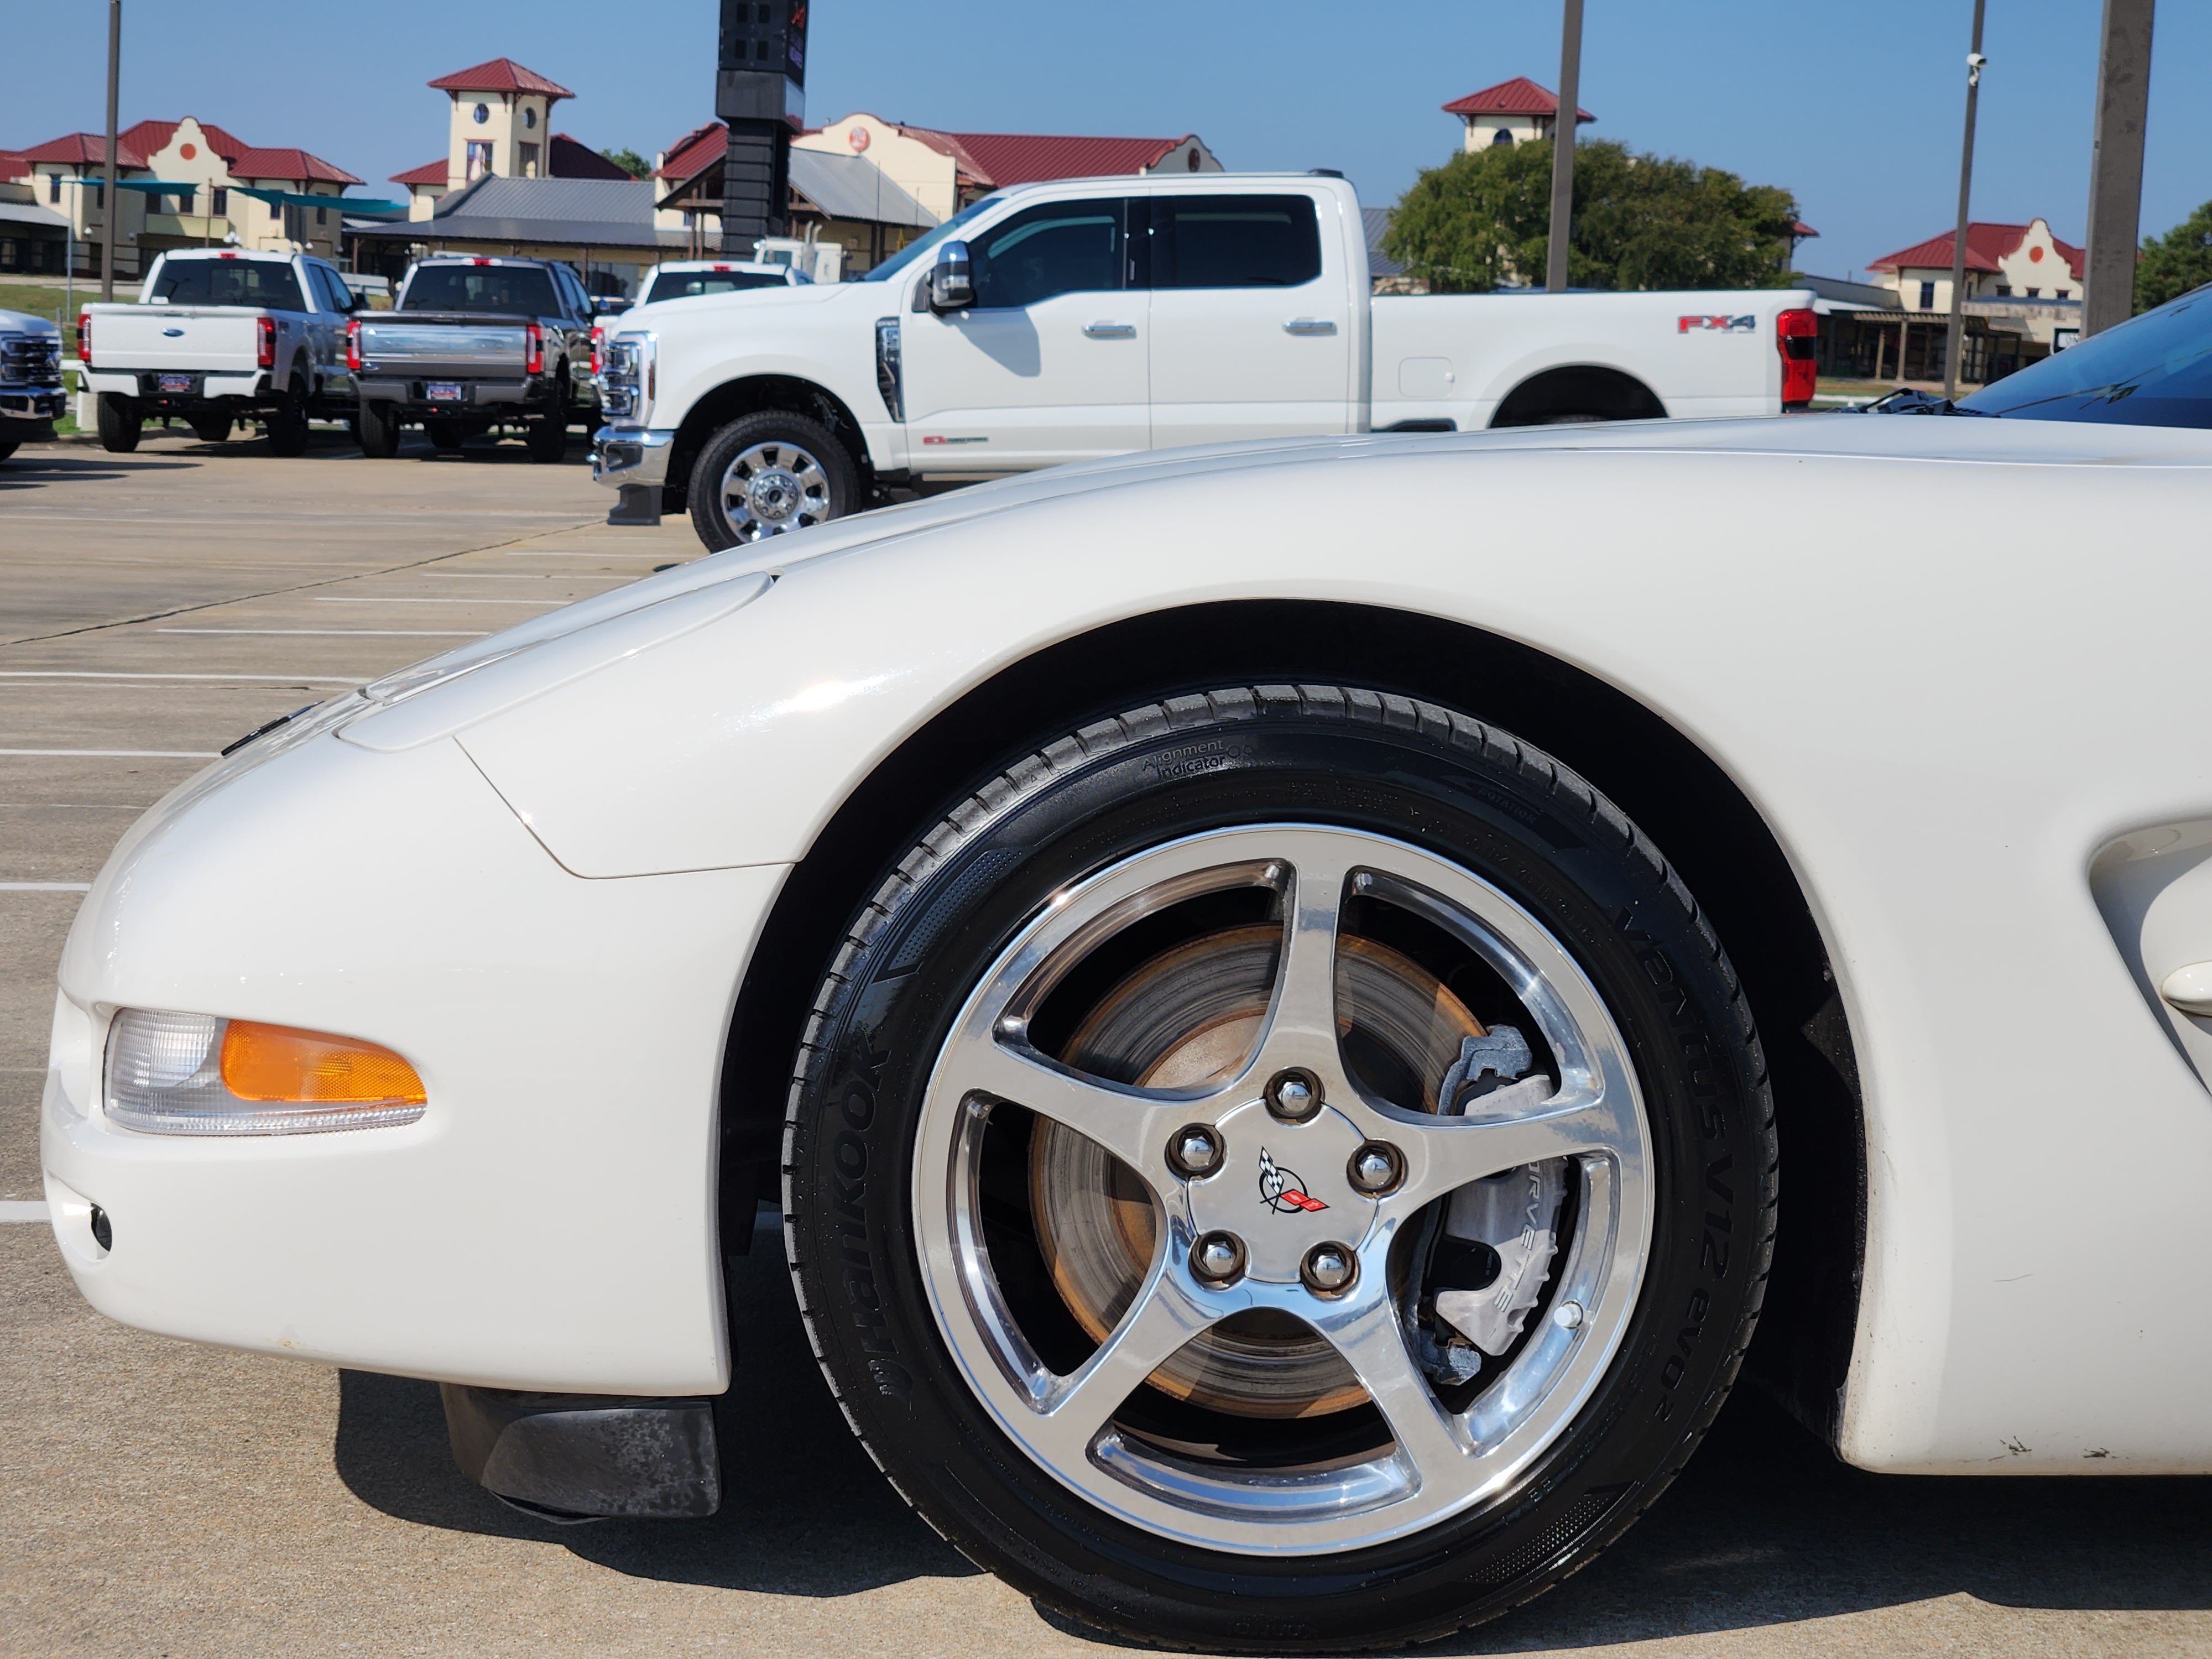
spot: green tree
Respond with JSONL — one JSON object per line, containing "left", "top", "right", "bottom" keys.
{"left": 2135, "top": 200, "right": 2212, "bottom": 314}
{"left": 1383, "top": 138, "right": 1802, "bottom": 293}
{"left": 602, "top": 147, "right": 650, "bottom": 179}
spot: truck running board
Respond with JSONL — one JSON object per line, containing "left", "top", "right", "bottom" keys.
{"left": 440, "top": 1383, "right": 721, "bottom": 1522}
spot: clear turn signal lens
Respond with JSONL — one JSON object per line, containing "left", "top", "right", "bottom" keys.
{"left": 105, "top": 1009, "right": 427, "bottom": 1135}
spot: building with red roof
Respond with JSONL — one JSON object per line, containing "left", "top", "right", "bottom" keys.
{"left": 395, "top": 58, "right": 628, "bottom": 217}
{"left": 1869, "top": 219, "right": 2084, "bottom": 316}
{"left": 787, "top": 113, "right": 1217, "bottom": 221}
{"left": 1442, "top": 77, "right": 1595, "bottom": 151}
{"left": 6, "top": 114, "right": 366, "bottom": 276}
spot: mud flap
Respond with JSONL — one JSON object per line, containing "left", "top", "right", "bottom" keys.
{"left": 440, "top": 1384, "right": 721, "bottom": 1522}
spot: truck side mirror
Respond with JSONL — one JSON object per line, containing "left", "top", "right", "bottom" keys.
{"left": 929, "top": 241, "right": 973, "bottom": 312}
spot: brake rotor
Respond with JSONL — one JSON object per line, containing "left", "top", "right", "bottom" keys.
{"left": 1029, "top": 924, "right": 1482, "bottom": 1418}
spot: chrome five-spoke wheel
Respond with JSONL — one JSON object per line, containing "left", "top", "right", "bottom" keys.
{"left": 784, "top": 684, "right": 1774, "bottom": 1651}
{"left": 915, "top": 825, "right": 1650, "bottom": 1552}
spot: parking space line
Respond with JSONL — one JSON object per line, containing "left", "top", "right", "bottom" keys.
{"left": 0, "top": 1202, "right": 50, "bottom": 1224}
{"left": 0, "top": 882, "right": 91, "bottom": 892}
{"left": 502, "top": 549, "right": 679, "bottom": 557}
{"left": 0, "top": 672, "right": 367, "bottom": 684}
{"left": 312, "top": 597, "right": 566, "bottom": 606}
{"left": 156, "top": 628, "right": 491, "bottom": 637}
{"left": 0, "top": 749, "right": 217, "bottom": 758}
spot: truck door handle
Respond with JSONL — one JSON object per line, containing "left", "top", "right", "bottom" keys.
{"left": 1082, "top": 321, "right": 1136, "bottom": 338}
{"left": 1283, "top": 317, "right": 1337, "bottom": 336}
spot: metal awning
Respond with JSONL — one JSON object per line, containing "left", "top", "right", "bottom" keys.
{"left": 229, "top": 185, "right": 408, "bottom": 218}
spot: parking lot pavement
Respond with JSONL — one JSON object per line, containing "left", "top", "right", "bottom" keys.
{"left": 5, "top": 433, "right": 2211, "bottom": 1657}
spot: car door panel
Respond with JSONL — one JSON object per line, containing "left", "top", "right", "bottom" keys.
{"left": 900, "top": 197, "right": 1147, "bottom": 470}
{"left": 1146, "top": 190, "right": 1353, "bottom": 447}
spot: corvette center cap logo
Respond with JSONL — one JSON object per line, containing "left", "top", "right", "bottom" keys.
{"left": 1258, "top": 1147, "right": 1328, "bottom": 1214}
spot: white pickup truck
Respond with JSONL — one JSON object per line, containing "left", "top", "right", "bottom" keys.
{"left": 77, "top": 248, "right": 361, "bottom": 455}
{"left": 591, "top": 172, "right": 1817, "bottom": 549}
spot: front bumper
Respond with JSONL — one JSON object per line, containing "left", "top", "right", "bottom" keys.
{"left": 591, "top": 425, "right": 674, "bottom": 488}
{"left": 43, "top": 726, "right": 785, "bottom": 1393}
{"left": 2, "top": 387, "right": 67, "bottom": 422}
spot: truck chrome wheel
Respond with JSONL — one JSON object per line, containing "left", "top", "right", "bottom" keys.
{"left": 911, "top": 826, "right": 1651, "bottom": 1554}
{"left": 717, "top": 440, "right": 831, "bottom": 540}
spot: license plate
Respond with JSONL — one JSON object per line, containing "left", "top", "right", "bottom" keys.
{"left": 427, "top": 381, "right": 462, "bottom": 402}
{"left": 157, "top": 374, "right": 192, "bottom": 393}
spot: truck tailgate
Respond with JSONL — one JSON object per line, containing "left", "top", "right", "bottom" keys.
{"left": 356, "top": 314, "right": 529, "bottom": 375}
{"left": 86, "top": 305, "right": 263, "bottom": 372}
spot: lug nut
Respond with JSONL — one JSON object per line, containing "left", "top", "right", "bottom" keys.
{"left": 1301, "top": 1241, "right": 1357, "bottom": 1296}
{"left": 1347, "top": 1141, "right": 1402, "bottom": 1196}
{"left": 1267, "top": 1069, "right": 1322, "bottom": 1123}
{"left": 1192, "top": 1231, "right": 1246, "bottom": 1286}
{"left": 1168, "top": 1124, "right": 1224, "bottom": 1179}
{"left": 1553, "top": 1300, "right": 1585, "bottom": 1331}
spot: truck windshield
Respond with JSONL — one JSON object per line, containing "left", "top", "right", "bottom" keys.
{"left": 645, "top": 272, "right": 791, "bottom": 301}
{"left": 150, "top": 259, "right": 306, "bottom": 311}
{"left": 1953, "top": 284, "right": 2212, "bottom": 428}
{"left": 862, "top": 196, "right": 1004, "bottom": 284}
{"left": 402, "top": 265, "right": 559, "bottom": 316}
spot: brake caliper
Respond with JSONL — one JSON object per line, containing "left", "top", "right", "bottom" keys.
{"left": 1406, "top": 1029, "right": 1567, "bottom": 1385}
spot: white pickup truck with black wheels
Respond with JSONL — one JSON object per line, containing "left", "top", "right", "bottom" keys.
{"left": 76, "top": 249, "right": 361, "bottom": 456}
{"left": 591, "top": 171, "right": 1818, "bottom": 549}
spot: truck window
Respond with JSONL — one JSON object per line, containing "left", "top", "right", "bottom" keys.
{"left": 402, "top": 265, "right": 559, "bottom": 316}
{"left": 650, "top": 272, "right": 791, "bottom": 300}
{"left": 150, "top": 258, "right": 307, "bottom": 311}
{"left": 1149, "top": 195, "right": 1322, "bottom": 289}
{"left": 971, "top": 201, "right": 1129, "bottom": 309}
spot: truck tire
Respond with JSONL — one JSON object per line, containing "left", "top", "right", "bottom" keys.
{"left": 426, "top": 420, "right": 467, "bottom": 453}
{"left": 357, "top": 400, "right": 401, "bottom": 460}
{"left": 0, "top": 439, "right": 18, "bottom": 464}
{"left": 784, "top": 685, "right": 1776, "bottom": 1652}
{"left": 265, "top": 374, "right": 310, "bottom": 457}
{"left": 686, "top": 409, "right": 855, "bottom": 551}
{"left": 189, "top": 412, "right": 232, "bottom": 444}
{"left": 96, "top": 393, "right": 141, "bottom": 454}
{"left": 526, "top": 381, "right": 569, "bottom": 464}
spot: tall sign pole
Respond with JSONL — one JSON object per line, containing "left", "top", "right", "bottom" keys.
{"left": 1545, "top": 0, "right": 1584, "bottom": 293}
{"left": 101, "top": 0, "right": 121, "bottom": 301}
{"left": 716, "top": 0, "right": 807, "bottom": 259}
{"left": 2083, "top": 0, "right": 2156, "bottom": 336}
{"left": 1942, "top": 0, "right": 1987, "bottom": 399}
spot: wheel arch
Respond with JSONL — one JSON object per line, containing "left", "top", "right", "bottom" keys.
{"left": 719, "top": 598, "right": 1865, "bottom": 1442}
{"left": 669, "top": 373, "right": 872, "bottom": 499}
{"left": 1490, "top": 363, "right": 1668, "bottom": 427}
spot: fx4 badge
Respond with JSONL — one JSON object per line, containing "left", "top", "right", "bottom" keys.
{"left": 1677, "top": 314, "right": 1756, "bottom": 334}
{"left": 1258, "top": 1147, "right": 1328, "bottom": 1214}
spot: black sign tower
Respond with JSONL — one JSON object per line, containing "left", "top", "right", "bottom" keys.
{"left": 716, "top": 1, "right": 808, "bottom": 257}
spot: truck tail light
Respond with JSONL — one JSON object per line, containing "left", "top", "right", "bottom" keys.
{"left": 589, "top": 324, "right": 603, "bottom": 376}
{"left": 256, "top": 315, "right": 276, "bottom": 369}
{"left": 346, "top": 317, "right": 362, "bottom": 373}
{"left": 1777, "top": 307, "right": 1818, "bottom": 409}
{"left": 525, "top": 321, "right": 544, "bottom": 377}
{"left": 76, "top": 311, "right": 90, "bottom": 364}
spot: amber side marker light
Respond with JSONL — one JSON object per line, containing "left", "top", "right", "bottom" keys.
{"left": 106, "top": 1009, "right": 428, "bottom": 1135}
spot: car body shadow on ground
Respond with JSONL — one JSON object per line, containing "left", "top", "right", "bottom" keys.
{"left": 335, "top": 1219, "right": 2212, "bottom": 1648}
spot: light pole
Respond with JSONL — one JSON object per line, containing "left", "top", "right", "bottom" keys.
{"left": 101, "top": 0, "right": 120, "bottom": 302}
{"left": 2084, "top": 0, "right": 2156, "bottom": 335}
{"left": 1943, "top": 1, "right": 1987, "bottom": 399}
{"left": 1546, "top": 0, "right": 1584, "bottom": 294}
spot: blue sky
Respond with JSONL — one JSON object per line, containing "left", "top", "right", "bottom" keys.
{"left": 11, "top": 1, "right": 2210, "bottom": 279}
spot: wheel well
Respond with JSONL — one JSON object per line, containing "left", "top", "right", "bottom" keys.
{"left": 720, "top": 599, "right": 1865, "bottom": 1443}
{"left": 669, "top": 374, "right": 872, "bottom": 500}
{"left": 1491, "top": 364, "right": 1667, "bottom": 427}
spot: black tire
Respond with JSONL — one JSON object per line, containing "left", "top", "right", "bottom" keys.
{"left": 0, "top": 437, "right": 18, "bottom": 463}
{"left": 426, "top": 419, "right": 467, "bottom": 453}
{"left": 96, "top": 393, "right": 140, "bottom": 454}
{"left": 525, "top": 401, "right": 568, "bottom": 464}
{"left": 265, "top": 375, "right": 310, "bottom": 457}
{"left": 189, "top": 412, "right": 232, "bottom": 444}
{"left": 686, "top": 407, "right": 856, "bottom": 551}
{"left": 356, "top": 400, "right": 401, "bottom": 460}
{"left": 784, "top": 686, "right": 1776, "bottom": 1653}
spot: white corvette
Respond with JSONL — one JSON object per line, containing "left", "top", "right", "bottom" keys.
{"left": 42, "top": 291, "right": 2212, "bottom": 1649}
